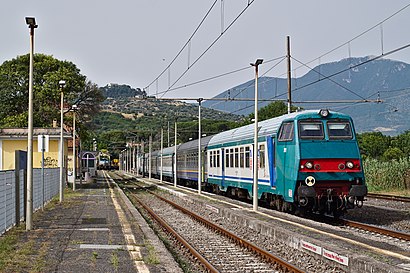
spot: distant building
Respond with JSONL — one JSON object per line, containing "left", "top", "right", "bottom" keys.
{"left": 0, "top": 128, "right": 71, "bottom": 171}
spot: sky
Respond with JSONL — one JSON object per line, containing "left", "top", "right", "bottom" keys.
{"left": 2, "top": 0, "right": 410, "bottom": 100}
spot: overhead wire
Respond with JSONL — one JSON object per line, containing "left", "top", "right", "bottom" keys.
{"left": 290, "top": 3, "right": 410, "bottom": 73}
{"left": 227, "top": 42, "right": 410, "bottom": 115}
{"left": 158, "top": 0, "right": 256, "bottom": 98}
{"left": 145, "top": 0, "right": 219, "bottom": 89}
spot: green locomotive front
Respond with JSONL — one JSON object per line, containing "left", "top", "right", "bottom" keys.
{"left": 273, "top": 109, "right": 367, "bottom": 216}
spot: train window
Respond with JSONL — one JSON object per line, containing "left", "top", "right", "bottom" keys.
{"left": 230, "top": 148, "right": 234, "bottom": 168}
{"left": 225, "top": 150, "right": 229, "bottom": 168}
{"left": 327, "top": 121, "right": 353, "bottom": 139}
{"left": 234, "top": 148, "right": 239, "bottom": 168}
{"left": 209, "top": 151, "right": 213, "bottom": 168}
{"left": 240, "top": 147, "right": 244, "bottom": 168}
{"left": 259, "top": 144, "right": 265, "bottom": 168}
{"left": 299, "top": 121, "right": 324, "bottom": 139}
{"left": 217, "top": 150, "right": 220, "bottom": 168}
{"left": 245, "top": 146, "right": 250, "bottom": 168}
{"left": 278, "top": 122, "right": 294, "bottom": 141}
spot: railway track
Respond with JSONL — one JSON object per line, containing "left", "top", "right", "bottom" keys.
{"left": 339, "top": 218, "right": 410, "bottom": 241}
{"left": 367, "top": 193, "right": 410, "bottom": 203}
{"left": 123, "top": 183, "right": 304, "bottom": 273}
{"left": 138, "top": 174, "right": 410, "bottom": 242}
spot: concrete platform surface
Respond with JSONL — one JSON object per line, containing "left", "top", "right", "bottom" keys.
{"left": 1, "top": 173, "right": 182, "bottom": 273}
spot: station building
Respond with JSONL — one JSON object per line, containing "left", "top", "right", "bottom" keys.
{"left": 0, "top": 128, "right": 71, "bottom": 171}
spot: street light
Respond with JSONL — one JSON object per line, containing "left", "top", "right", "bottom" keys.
{"left": 25, "top": 16, "right": 38, "bottom": 231}
{"left": 250, "top": 58, "right": 263, "bottom": 211}
{"left": 72, "top": 104, "right": 77, "bottom": 191}
{"left": 59, "top": 80, "right": 66, "bottom": 203}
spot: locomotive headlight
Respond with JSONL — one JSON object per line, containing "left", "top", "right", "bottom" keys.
{"left": 319, "top": 109, "right": 329, "bottom": 117}
{"left": 346, "top": 161, "right": 354, "bottom": 169}
{"left": 305, "top": 161, "right": 313, "bottom": 169}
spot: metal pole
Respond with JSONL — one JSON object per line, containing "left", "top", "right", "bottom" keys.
{"left": 149, "top": 135, "right": 152, "bottom": 180}
{"left": 198, "top": 99, "right": 202, "bottom": 194}
{"left": 79, "top": 140, "right": 83, "bottom": 187}
{"left": 167, "top": 121, "right": 170, "bottom": 147}
{"left": 251, "top": 59, "right": 263, "bottom": 211}
{"left": 174, "top": 120, "right": 177, "bottom": 187}
{"left": 41, "top": 135, "right": 45, "bottom": 211}
{"left": 133, "top": 141, "right": 136, "bottom": 173}
{"left": 25, "top": 18, "right": 37, "bottom": 231}
{"left": 59, "top": 81, "right": 65, "bottom": 203}
{"left": 160, "top": 128, "right": 163, "bottom": 182}
{"left": 72, "top": 108, "right": 76, "bottom": 191}
{"left": 287, "top": 36, "right": 292, "bottom": 114}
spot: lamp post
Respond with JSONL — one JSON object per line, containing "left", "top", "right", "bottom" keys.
{"left": 251, "top": 58, "right": 263, "bottom": 211}
{"left": 72, "top": 104, "right": 77, "bottom": 191}
{"left": 59, "top": 80, "right": 66, "bottom": 202}
{"left": 25, "top": 16, "right": 37, "bottom": 231}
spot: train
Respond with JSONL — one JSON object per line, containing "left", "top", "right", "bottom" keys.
{"left": 139, "top": 109, "right": 368, "bottom": 217}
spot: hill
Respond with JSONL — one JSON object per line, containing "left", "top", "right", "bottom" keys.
{"left": 202, "top": 57, "right": 410, "bottom": 135}
{"left": 95, "top": 84, "right": 243, "bottom": 145}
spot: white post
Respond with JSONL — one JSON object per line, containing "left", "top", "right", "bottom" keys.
{"left": 72, "top": 106, "right": 76, "bottom": 191}
{"left": 198, "top": 99, "right": 202, "bottom": 194}
{"left": 160, "top": 128, "right": 163, "bottom": 182}
{"left": 251, "top": 59, "right": 263, "bottom": 211}
{"left": 174, "top": 120, "right": 177, "bottom": 187}
{"left": 59, "top": 80, "right": 66, "bottom": 203}
{"left": 25, "top": 17, "right": 37, "bottom": 231}
{"left": 149, "top": 135, "right": 152, "bottom": 180}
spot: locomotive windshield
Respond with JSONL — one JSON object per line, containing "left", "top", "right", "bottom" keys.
{"left": 299, "top": 121, "right": 324, "bottom": 139}
{"left": 327, "top": 121, "right": 353, "bottom": 139}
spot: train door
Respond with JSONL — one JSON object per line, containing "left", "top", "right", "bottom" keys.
{"left": 275, "top": 122, "right": 295, "bottom": 199}
{"left": 258, "top": 142, "right": 267, "bottom": 180}
{"left": 267, "top": 136, "right": 276, "bottom": 187}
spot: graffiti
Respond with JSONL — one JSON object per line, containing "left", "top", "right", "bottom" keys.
{"left": 42, "top": 157, "right": 58, "bottom": 168}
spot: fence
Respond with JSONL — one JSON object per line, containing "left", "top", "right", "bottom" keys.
{"left": 0, "top": 168, "right": 60, "bottom": 235}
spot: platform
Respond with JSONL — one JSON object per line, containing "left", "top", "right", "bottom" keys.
{"left": 1, "top": 172, "right": 182, "bottom": 273}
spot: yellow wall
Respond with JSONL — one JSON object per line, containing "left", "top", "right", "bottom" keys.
{"left": 1, "top": 138, "right": 68, "bottom": 170}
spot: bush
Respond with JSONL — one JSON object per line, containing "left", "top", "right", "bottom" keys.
{"left": 364, "top": 158, "right": 410, "bottom": 191}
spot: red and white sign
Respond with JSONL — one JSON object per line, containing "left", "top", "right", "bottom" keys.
{"left": 301, "top": 240, "right": 322, "bottom": 255}
{"left": 323, "top": 248, "right": 349, "bottom": 266}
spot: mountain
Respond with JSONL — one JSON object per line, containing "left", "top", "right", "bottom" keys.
{"left": 202, "top": 57, "right": 410, "bottom": 135}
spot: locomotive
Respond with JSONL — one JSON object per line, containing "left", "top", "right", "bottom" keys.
{"left": 141, "top": 109, "right": 367, "bottom": 217}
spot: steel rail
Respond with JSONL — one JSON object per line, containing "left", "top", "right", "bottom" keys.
{"left": 149, "top": 190, "right": 304, "bottom": 273}
{"left": 367, "top": 193, "right": 410, "bottom": 203}
{"left": 340, "top": 219, "right": 410, "bottom": 241}
{"left": 127, "top": 189, "right": 220, "bottom": 273}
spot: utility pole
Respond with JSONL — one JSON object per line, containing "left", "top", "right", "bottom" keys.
{"left": 287, "top": 36, "right": 292, "bottom": 114}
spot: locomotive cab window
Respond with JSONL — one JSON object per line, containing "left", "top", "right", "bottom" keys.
{"left": 327, "top": 121, "right": 353, "bottom": 139}
{"left": 299, "top": 121, "right": 324, "bottom": 139}
{"left": 278, "top": 122, "right": 294, "bottom": 141}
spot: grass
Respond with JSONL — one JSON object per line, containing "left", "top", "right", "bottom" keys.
{"left": 111, "top": 251, "right": 119, "bottom": 269}
{"left": 0, "top": 226, "right": 22, "bottom": 269}
{"left": 144, "top": 243, "right": 160, "bottom": 264}
{"left": 0, "top": 231, "right": 36, "bottom": 272}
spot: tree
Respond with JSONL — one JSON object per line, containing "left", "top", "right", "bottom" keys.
{"left": 382, "top": 147, "right": 405, "bottom": 161}
{"left": 357, "top": 132, "right": 390, "bottom": 159}
{"left": 391, "top": 130, "right": 410, "bottom": 157}
{"left": 0, "top": 54, "right": 104, "bottom": 131}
